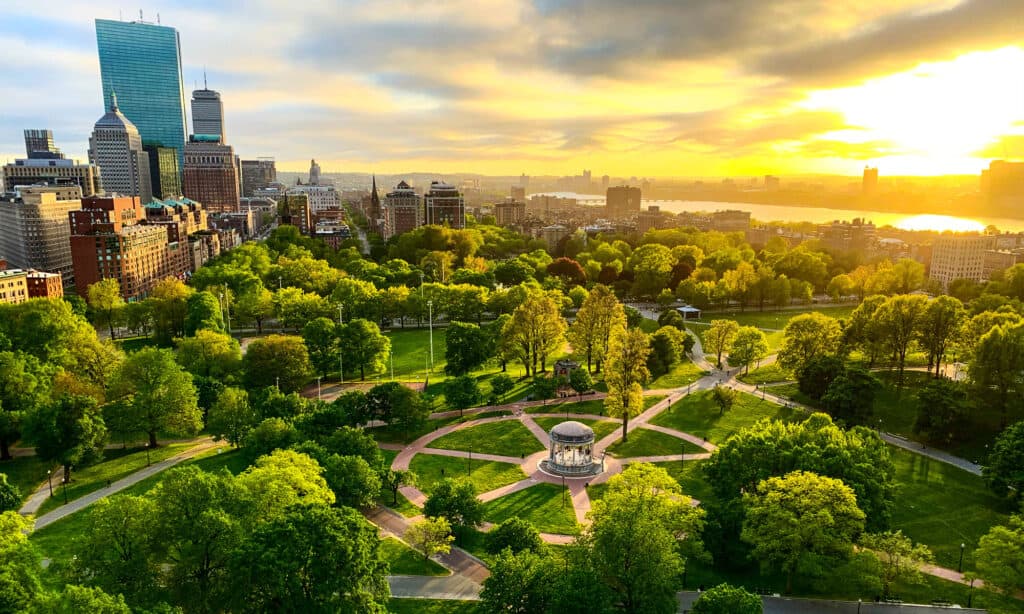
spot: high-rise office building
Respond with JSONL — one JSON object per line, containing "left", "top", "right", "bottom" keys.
{"left": 143, "top": 144, "right": 182, "bottom": 199}
{"left": 862, "top": 166, "right": 878, "bottom": 195}
{"left": 240, "top": 158, "right": 277, "bottom": 196}
{"left": 3, "top": 158, "right": 102, "bottom": 196}
{"left": 929, "top": 234, "right": 997, "bottom": 288}
{"left": 182, "top": 136, "right": 240, "bottom": 213}
{"left": 606, "top": 185, "right": 641, "bottom": 217}
{"left": 0, "top": 186, "right": 82, "bottom": 286}
{"left": 511, "top": 185, "right": 526, "bottom": 202}
{"left": 89, "top": 94, "right": 153, "bottom": 203}
{"left": 190, "top": 87, "right": 224, "bottom": 140}
{"left": 95, "top": 18, "right": 187, "bottom": 167}
{"left": 382, "top": 181, "right": 422, "bottom": 239}
{"left": 424, "top": 181, "right": 465, "bottom": 228}
{"left": 24, "top": 129, "right": 63, "bottom": 159}
{"left": 309, "top": 159, "right": 322, "bottom": 185}
{"left": 494, "top": 198, "right": 525, "bottom": 227}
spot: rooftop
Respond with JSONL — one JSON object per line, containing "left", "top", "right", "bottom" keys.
{"left": 550, "top": 420, "right": 594, "bottom": 442}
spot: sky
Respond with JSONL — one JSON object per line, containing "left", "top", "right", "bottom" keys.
{"left": 2, "top": 0, "right": 1023, "bottom": 177}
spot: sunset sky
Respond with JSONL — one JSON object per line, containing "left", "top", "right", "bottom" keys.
{"left": 2, "top": 0, "right": 1022, "bottom": 176}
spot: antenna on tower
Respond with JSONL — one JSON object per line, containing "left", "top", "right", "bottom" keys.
{"left": 140, "top": 9, "right": 144, "bottom": 21}
{"left": 203, "top": 68, "right": 208, "bottom": 89}
{"left": 157, "top": 13, "right": 161, "bottom": 24}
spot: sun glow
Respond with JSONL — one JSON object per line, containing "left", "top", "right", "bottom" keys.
{"left": 802, "top": 47, "right": 1024, "bottom": 174}
{"left": 895, "top": 214, "right": 985, "bottom": 233}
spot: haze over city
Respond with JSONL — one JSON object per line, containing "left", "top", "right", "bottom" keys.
{"left": 3, "top": 0, "right": 1023, "bottom": 176}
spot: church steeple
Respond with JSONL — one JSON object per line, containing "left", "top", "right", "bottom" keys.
{"left": 371, "top": 174, "right": 380, "bottom": 208}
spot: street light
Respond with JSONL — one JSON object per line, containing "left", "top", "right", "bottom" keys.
{"left": 958, "top": 542, "right": 965, "bottom": 573}
{"left": 47, "top": 470, "right": 53, "bottom": 497}
{"left": 427, "top": 300, "right": 434, "bottom": 369}
{"left": 146, "top": 442, "right": 151, "bottom": 467}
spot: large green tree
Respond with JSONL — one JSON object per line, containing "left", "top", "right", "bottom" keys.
{"left": 502, "top": 291, "right": 566, "bottom": 376}
{"left": 0, "top": 512, "right": 43, "bottom": 612}
{"left": 174, "top": 329, "right": 242, "bottom": 380}
{"left": 444, "top": 321, "right": 492, "bottom": 376}
{"left": 109, "top": 347, "right": 201, "bottom": 448}
{"left": 974, "top": 514, "right": 1024, "bottom": 595}
{"left": 875, "top": 294, "right": 928, "bottom": 390}
{"left": 584, "top": 463, "right": 705, "bottom": 613}
{"left": 728, "top": 326, "right": 769, "bottom": 374}
{"left": 858, "top": 530, "right": 933, "bottom": 599}
{"left": 566, "top": 284, "right": 624, "bottom": 373}
{"left": 423, "top": 478, "right": 482, "bottom": 539}
{"left": 0, "top": 475, "right": 18, "bottom": 512}
{"left": 24, "top": 395, "right": 107, "bottom": 484}
{"left": 207, "top": 387, "right": 258, "bottom": 447}
{"left": 183, "top": 291, "right": 226, "bottom": 336}
{"left": 821, "top": 366, "right": 878, "bottom": 426}
{"left": 912, "top": 379, "right": 969, "bottom": 444}
{"left": 703, "top": 319, "right": 739, "bottom": 369}
{"left": 0, "top": 351, "right": 46, "bottom": 460}
{"left": 917, "top": 296, "right": 965, "bottom": 377}
{"left": 742, "top": 470, "right": 865, "bottom": 593}
{"left": 777, "top": 313, "right": 842, "bottom": 373}
{"left": 603, "top": 325, "right": 651, "bottom": 442}
{"left": 87, "top": 278, "right": 125, "bottom": 340}
{"left": 444, "top": 375, "right": 482, "bottom": 416}
{"left": 983, "top": 420, "right": 1024, "bottom": 502}
{"left": 690, "top": 583, "right": 762, "bottom": 614}
{"left": 970, "top": 321, "right": 1024, "bottom": 428}
{"left": 301, "top": 317, "right": 339, "bottom": 378}
{"left": 338, "top": 319, "right": 390, "bottom": 381}
{"left": 480, "top": 548, "right": 558, "bottom": 614}
{"left": 242, "top": 334, "right": 313, "bottom": 393}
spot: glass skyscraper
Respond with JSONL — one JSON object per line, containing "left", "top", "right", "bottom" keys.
{"left": 95, "top": 19, "right": 187, "bottom": 168}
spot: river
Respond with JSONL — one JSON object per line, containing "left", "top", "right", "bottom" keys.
{"left": 530, "top": 192, "right": 1024, "bottom": 233}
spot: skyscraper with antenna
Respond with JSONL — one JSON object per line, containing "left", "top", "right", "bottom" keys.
{"left": 191, "top": 73, "right": 225, "bottom": 141}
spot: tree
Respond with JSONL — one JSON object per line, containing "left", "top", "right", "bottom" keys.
{"left": 875, "top": 294, "right": 929, "bottom": 390}
{"left": 183, "top": 291, "right": 225, "bottom": 336}
{"left": 174, "top": 329, "right": 242, "bottom": 380}
{"left": 742, "top": 470, "right": 865, "bottom": 593}
{"left": 704, "top": 320, "right": 739, "bottom": 369}
{"left": 777, "top": 313, "right": 842, "bottom": 373}
{"left": 0, "top": 512, "right": 43, "bottom": 612}
{"left": 490, "top": 373, "right": 515, "bottom": 403}
{"left": 0, "top": 475, "right": 19, "bottom": 513}
{"left": 690, "top": 583, "right": 762, "bottom": 614}
{"left": 970, "top": 322, "right": 1024, "bottom": 428}
{"left": 729, "top": 326, "right": 769, "bottom": 374}
{"left": 796, "top": 354, "right": 846, "bottom": 402}
{"left": 566, "top": 284, "right": 624, "bottom": 373}
{"left": 366, "top": 382, "right": 429, "bottom": 442}
{"left": 338, "top": 318, "right": 390, "bottom": 380}
{"left": 207, "top": 387, "right": 257, "bottom": 447}
{"left": 603, "top": 325, "right": 651, "bottom": 442}
{"left": 229, "top": 505, "right": 390, "bottom": 613}
{"left": 821, "top": 366, "right": 877, "bottom": 426}
{"left": 585, "top": 463, "right": 705, "bottom": 613}
{"left": 301, "top": 317, "right": 339, "bottom": 378}
{"left": 630, "top": 244, "right": 675, "bottom": 298}
{"left": 405, "top": 516, "right": 455, "bottom": 560}
{"left": 547, "top": 257, "right": 587, "bottom": 286}
{"left": 236, "top": 450, "right": 336, "bottom": 518}
{"left": 983, "top": 420, "right": 1024, "bottom": 502}
{"left": 423, "top": 478, "right": 482, "bottom": 538}
{"left": 242, "top": 334, "right": 312, "bottom": 393}
{"left": 28, "top": 585, "right": 132, "bottom": 614}
{"left": 235, "top": 287, "right": 275, "bottom": 334}
{"left": 975, "top": 514, "right": 1024, "bottom": 594}
{"left": 912, "top": 379, "right": 970, "bottom": 444}
{"left": 917, "top": 296, "right": 965, "bottom": 377}
{"left": 0, "top": 351, "right": 45, "bottom": 460}
{"left": 109, "top": 347, "right": 201, "bottom": 448}
{"left": 710, "top": 385, "right": 738, "bottom": 416}
{"left": 318, "top": 453, "right": 381, "bottom": 508}
{"left": 658, "top": 309, "right": 686, "bottom": 330}
{"left": 87, "top": 278, "right": 125, "bottom": 340}
{"left": 243, "top": 418, "right": 299, "bottom": 462}
{"left": 24, "top": 395, "right": 106, "bottom": 484}
{"left": 149, "top": 277, "right": 193, "bottom": 344}
{"left": 859, "top": 531, "right": 933, "bottom": 599}
{"left": 444, "top": 375, "right": 482, "bottom": 416}
{"left": 647, "top": 326, "right": 684, "bottom": 377}
{"left": 503, "top": 291, "right": 566, "bottom": 376}
{"left": 69, "top": 496, "right": 159, "bottom": 607}
{"left": 480, "top": 549, "right": 557, "bottom": 614}
{"left": 381, "top": 469, "right": 416, "bottom": 506}
{"left": 486, "top": 517, "right": 544, "bottom": 554}
{"left": 444, "top": 322, "right": 492, "bottom": 375}
{"left": 568, "top": 367, "right": 593, "bottom": 400}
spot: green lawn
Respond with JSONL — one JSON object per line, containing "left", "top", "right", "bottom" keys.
{"left": 387, "top": 599, "right": 482, "bottom": 613}
{"left": 736, "top": 363, "right": 793, "bottom": 385}
{"left": 651, "top": 390, "right": 805, "bottom": 444}
{"left": 531, "top": 417, "right": 620, "bottom": 441}
{"left": 0, "top": 454, "right": 52, "bottom": 505}
{"left": 375, "top": 449, "right": 421, "bottom": 516}
{"left": 482, "top": 482, "right": 579, "bottom": 535}
{"left": 427, "top": 420, "right": 545, "bottom": 457}
{"left": 606, "top": 428, "right": 705, "bottom": 458}
{"left": 367, "top": 415, "right": 464, "bottom": 444}
{"left": 113, "top": 335, "right": 160, "bottom": 353}
{"left": 648, "top": 359, "right": 707, "bottom": 389}
{"left": 380, "top": 536, "right": 449, "bottom": 576}
{"left": 695, "top": 305, "right": 857, "bottom": 330}
{"left": 37, "top": 442, "right": 194, "bottom": 515}
{"left": 527, "top": 398, "right": 605, "bottom": 415}
{"left": 889, "top": 447, "right": 1014, "bottom": 572}
{"left": 409, "top": 454, "right": 526, "bottom": 496}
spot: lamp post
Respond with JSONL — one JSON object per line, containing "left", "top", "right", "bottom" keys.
{"left": 681, "top": 442, "right": 686, "bottom": 469}
{"left": 968, "top": 578, "right": 975, "bottom": 607}
{"left": 857, "top": 599, "right": 862, "bottom": 614}
{"left": 428, "top": 300, "right": 434, "bottom": 369}
{"left": 958, "top": 542, "right": 965, "bottom": 573}
{"left": 468, "top": 447, "right": 472, "bottom": 476}
{"left": 146, "top": 442, "right": 151, "bottom": 467}
{"left": 47, "top": 470, "right": 53, "bottom": 497}
{"left": 62, "top": 478, "right": 68, "bottom": 505}
{"left": 338, "top": 304, "right": 345, "bottom": 385}
{"left": 561, "top": 474, "right": 566, "bottom": 508}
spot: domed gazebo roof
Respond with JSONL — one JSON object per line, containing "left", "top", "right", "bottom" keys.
{"left": 550, "top": 420, "right": 595, "bottom": 444}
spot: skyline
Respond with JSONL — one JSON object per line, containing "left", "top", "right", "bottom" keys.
{"left": 2, "top": 1, "right": 1023, "bottom": 176}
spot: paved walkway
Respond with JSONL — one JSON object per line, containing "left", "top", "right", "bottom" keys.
{"left": 28, "top": 439, "right": 221, "bottom": 529}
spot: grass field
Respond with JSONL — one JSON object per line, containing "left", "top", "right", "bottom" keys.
{"left": 531, "top": 417, "right": 620, "bottom": 441}
{"left": 888, "top": 447, "right": 1014, "bottom": 572}
{"left": 380, "top": 536, "right": 449, "bottom": 576}
{"left": 0, "top": 454, "right": 52, "bottom": 505}
{"left": 651, "top": 390, "right": 805, "bottom": 444}
{"left": 527, "top": 398, "right": 605, "bottom": 415}
{"left": 606, "top": 428, "right": 705, "bottom": 458}
{"left": 736, "top": 363, "right": 793, "bottom": 385}
{"left": 481, "top": 482, "right": 579, "bottom": 535}
{"left": 427, "top": 420, "right": 545, "bottom": 457}
{"left": 409, "top": 454, "right": 526, "bottom": 496}
{"left": 387, "top": 599, "right": 481, "bottom": 613}
{"left": 686, "top": 305, "right": 858, "bottom": 352}
{"left": 648, "top": 359, "right": 707, "bottom": 389}
{"left": 37, "top": 442, "right": 194, "bottom": 515}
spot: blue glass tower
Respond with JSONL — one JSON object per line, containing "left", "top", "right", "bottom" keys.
{"left": 95, "top": 18, "right": 187, "bottom": 168}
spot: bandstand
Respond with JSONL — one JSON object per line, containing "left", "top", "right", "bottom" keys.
{"left": 539, "top": 420, "right": 603, "bottom": 477}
